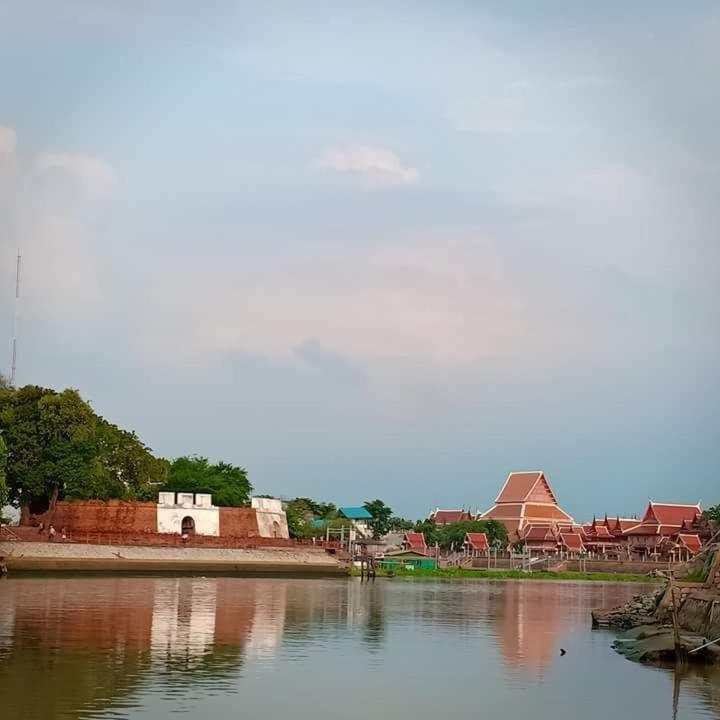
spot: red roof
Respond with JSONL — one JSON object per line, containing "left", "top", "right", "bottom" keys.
{"left": 496, "top": 471, "right": 557, "bottom": 504}
{"left": 642, "top": 502, "right": 702, "bottom": 526}
{"left": 560, "top": 532, "right": 585, "bottom": 552}
{"left": 430, "top": 509, "right": 472, "bottom": 525}
{"left": 594, "top": 526, "right": 613, "bottom": 539}
{"left": 522, "top": 525, "right": 558, "bottom": 542}
{"left": 464, "top": 532, "right": 489, "bottom": 551}
{"left": 404, "top": 532, "right": 428, "bottom": 554}
{"left": 676, "top": 534, "right": 703, "bottom": 554}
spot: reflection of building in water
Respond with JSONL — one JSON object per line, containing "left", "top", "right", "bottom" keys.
{"left": 246, "top": 582, "right": 288, "bottom": 660}
{"left": 151, "top": 579, "right": 218, "bottom": 666}
{"left": 495, "top": 582, "right": 564, "bottom": 676}
{"left": 0, "top": 601, "right": 14, "bottom": 651}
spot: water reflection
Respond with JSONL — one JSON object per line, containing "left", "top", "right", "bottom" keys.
{"left": 0, "top": 577, "right": 717, "bottom": 720}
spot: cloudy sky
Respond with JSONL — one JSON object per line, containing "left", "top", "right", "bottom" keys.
{"left": 1, "top": 1, "right": 718, "bottom": 519}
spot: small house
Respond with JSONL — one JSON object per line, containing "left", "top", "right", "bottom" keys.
{"left": 338, "top": 507, "right": 373, "bottom": 537}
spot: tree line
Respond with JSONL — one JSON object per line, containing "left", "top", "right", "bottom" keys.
{"left": 0, "top": 381, "right": 251, "bottom": 520}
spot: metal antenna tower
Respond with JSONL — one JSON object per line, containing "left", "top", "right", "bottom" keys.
{"left": 10, "top": 249, "right": 21, "bottom": 386}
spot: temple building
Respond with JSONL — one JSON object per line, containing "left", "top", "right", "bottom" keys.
{"left": 428, "top": 509, "right": 473, "bottom": 525}
{"left": 481, "top": 471, "right": 575, "bottom": 541}
{"left": 624, "top": 502, "right": 706, "bottom": 558}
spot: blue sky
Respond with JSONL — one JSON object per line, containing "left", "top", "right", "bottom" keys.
{"left": 1, "top": 1, "right": 718, "bottom": 520}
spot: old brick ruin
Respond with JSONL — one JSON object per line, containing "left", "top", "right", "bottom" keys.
{"left": 29, "top": 499, "right": 278, "bottom": 541}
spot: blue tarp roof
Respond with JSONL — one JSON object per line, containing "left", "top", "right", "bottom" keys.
{"left": 310, "top": 519, "right": 328, "bottom": 528}
{"left": 338, "top": 506, "right": 372, "bottom": 520}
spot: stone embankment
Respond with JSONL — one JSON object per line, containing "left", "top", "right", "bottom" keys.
{"left": 591, "top": 584, "right": 666, "bottom": 629}
{"left": 0, "top": 541, "right": 348, "bottom": 575}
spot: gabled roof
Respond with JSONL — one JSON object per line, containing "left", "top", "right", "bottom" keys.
{"left": 593, "top": 526, "right": 613, "bottom": 539}
{"left": 338, "top": 507, "right": 373, "bottom": 520}
{"left": 403, "top": 532, "right": 428, "bottom": 553}
{"left": 464, "top": 532, "right": 489, "bottom": 551}
{"left": 676, "top": 534, "right": 703, "bottom": 554}
{"left": 496, "top": 471, "right": 557, "bottom": 505}
{"left": 560, "top": 532, "right": 585, "bottom": 552}
{"left": 522, "top": 524, "right": 558, "bottom": 542}
{"left": 642, "top": 502, "right": 701, "bottom": 526}
{"left": 430, "top": 509, "right": 472, "bottom": 525}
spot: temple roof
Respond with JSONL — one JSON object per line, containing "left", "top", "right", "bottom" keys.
{"left": 464, "top": 532, "right": 489, "bottom": 551}
{"left": 642, "top": 502, "right": 702, "bottom": 526}
{"left": 430, "top": 509, "right": 473, "bottom": 525}
{"left": 403, "top": 532, "right": 428, "bottom": 554}
{"left": 560, "top": 532, "right": 585, "bottom": 552}
{"left": 495, "top": 471, "right": 557, "bottom": 504}
{"left": 676, "top": 534, "right": 703, "bottom": 554}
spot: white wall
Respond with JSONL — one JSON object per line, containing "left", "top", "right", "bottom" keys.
{"left": 251, "top": 497, "right": 290, "bottom": 539}
{"left": 157, "top": 506, "right": 220, "bottom": 536}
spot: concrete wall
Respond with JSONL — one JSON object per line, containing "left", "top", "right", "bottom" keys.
{"left": 157, "top": 505, "right": 220, "bottom": 536}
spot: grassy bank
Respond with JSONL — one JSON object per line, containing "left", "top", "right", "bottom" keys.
{"left": 350, "top": 566, "right": 662, "bottom": 583}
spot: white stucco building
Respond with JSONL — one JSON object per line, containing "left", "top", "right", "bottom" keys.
{"left": 157, "top": 492, "right": 220, "bottom": 536}
{"left": 251, "top": 497, "right": 290, "bottom": 539}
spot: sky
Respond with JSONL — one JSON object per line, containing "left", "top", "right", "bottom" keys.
{"left": 1, "top": 1, "right": 719, "bottom": 520}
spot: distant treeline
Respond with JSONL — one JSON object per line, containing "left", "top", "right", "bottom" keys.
{"left": 0, "top": 379, "right": 251, "bottom": 519}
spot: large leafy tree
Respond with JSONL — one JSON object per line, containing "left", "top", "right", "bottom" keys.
{"left": 96, "top": 421, "right": 169, "bottom": 500}
{"left": 163, "top": 456, "right": 252, "bottom": 507}
{"left": 0, "top": 384, "right": 171, "bottom": 514}
{"left": 363, "top": 499, "right": 394, "bottom": 539}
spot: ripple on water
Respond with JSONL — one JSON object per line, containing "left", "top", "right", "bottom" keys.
{"left": 0, "top": 577, "right": 717, "bottom": 719}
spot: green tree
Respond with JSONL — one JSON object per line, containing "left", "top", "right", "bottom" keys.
{"left": 413, "top": 519, "right": 440, "bottom": 547}
{"left": 703, "top": 504, "right": 720, "bottom": 528}
{"left": 389, "top": 516, "right": 414, "bottom": 531}
{"left": 363, "top": 499, "right": 394, "bottom": 539}
{"left": 0, "top": 383, "right": 172, "bottom": 514}
{"left": 436, "top": 519, "right": 507, "bottom": 551}
{"left": 163, "top": 456, "right": 252, "bottom": 507}
{"left": 96, "top": 421, "right": 169, "bottom": 500}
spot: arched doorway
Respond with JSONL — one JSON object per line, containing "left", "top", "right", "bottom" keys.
{"left": 181, "top": 516, "right": 196, "bottom": 535}
{"left": 272, "top": 521, "right": 281, "bottom": 539}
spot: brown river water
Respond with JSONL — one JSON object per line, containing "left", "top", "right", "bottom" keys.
{"left": 0, "top": 576, "right": 718, "bottom": 719}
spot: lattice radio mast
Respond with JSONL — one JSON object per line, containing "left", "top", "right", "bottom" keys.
{"left": 10, "top": 249, "right": 21, "bottom": 386}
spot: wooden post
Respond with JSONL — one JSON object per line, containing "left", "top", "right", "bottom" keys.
{"left": 669, "top": 577, "right": 686, "bottom": 664}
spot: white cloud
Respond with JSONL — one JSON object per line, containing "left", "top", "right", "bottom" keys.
{"left": 34, "top": 152, "right": 116, "bottom": 192}
{"left": 0, "top": 130, "right": 117, "bottom": 316}
{"left": 315, "top": 144, "right": 419, "bottom": 187}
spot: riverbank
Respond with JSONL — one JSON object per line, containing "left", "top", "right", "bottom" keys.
{"left": 351, "top": 566, "right": 662, "bottom": 582}
{"left": 0, "top": 541, "right": 347, "bottom": 575}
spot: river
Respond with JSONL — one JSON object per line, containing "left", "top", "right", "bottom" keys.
{"left": 1, "top": 576, "right": 718, "bottom": 719}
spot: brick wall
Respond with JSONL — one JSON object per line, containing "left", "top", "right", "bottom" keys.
{"left": 33, "top": 500, "right": 158, "bottom": 534}
{"left": 28, "top": 501, "right": 278, "bottom": 541}
{"left": 219, "top": 507, "right": 260, "bottom": 537}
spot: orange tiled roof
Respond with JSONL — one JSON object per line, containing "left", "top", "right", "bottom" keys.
{"left": 642, "top": 502, "right": 702, "bottom": 526}
{"left": 465, "top": 532, "right": 489, "bottom": 551}
{"left": 404, "top": 532, "right": 428, "bottom": 553}
{"left": 522, "top": 525, "right": 558, "bottom": 542}
{"left": 523, "top": 504, "right": 574, "bottom": 522}
{"left": 430, "top": 509, "right": 473, "bottom": 525}
{"left": 560, "top": 532, "right": 585, "bottom": 552}
{"left": 496, "top": 471, "right": 557, "bottom": 504}
{"left": 676, "top": 534, "right": 703, "bottom": 554}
